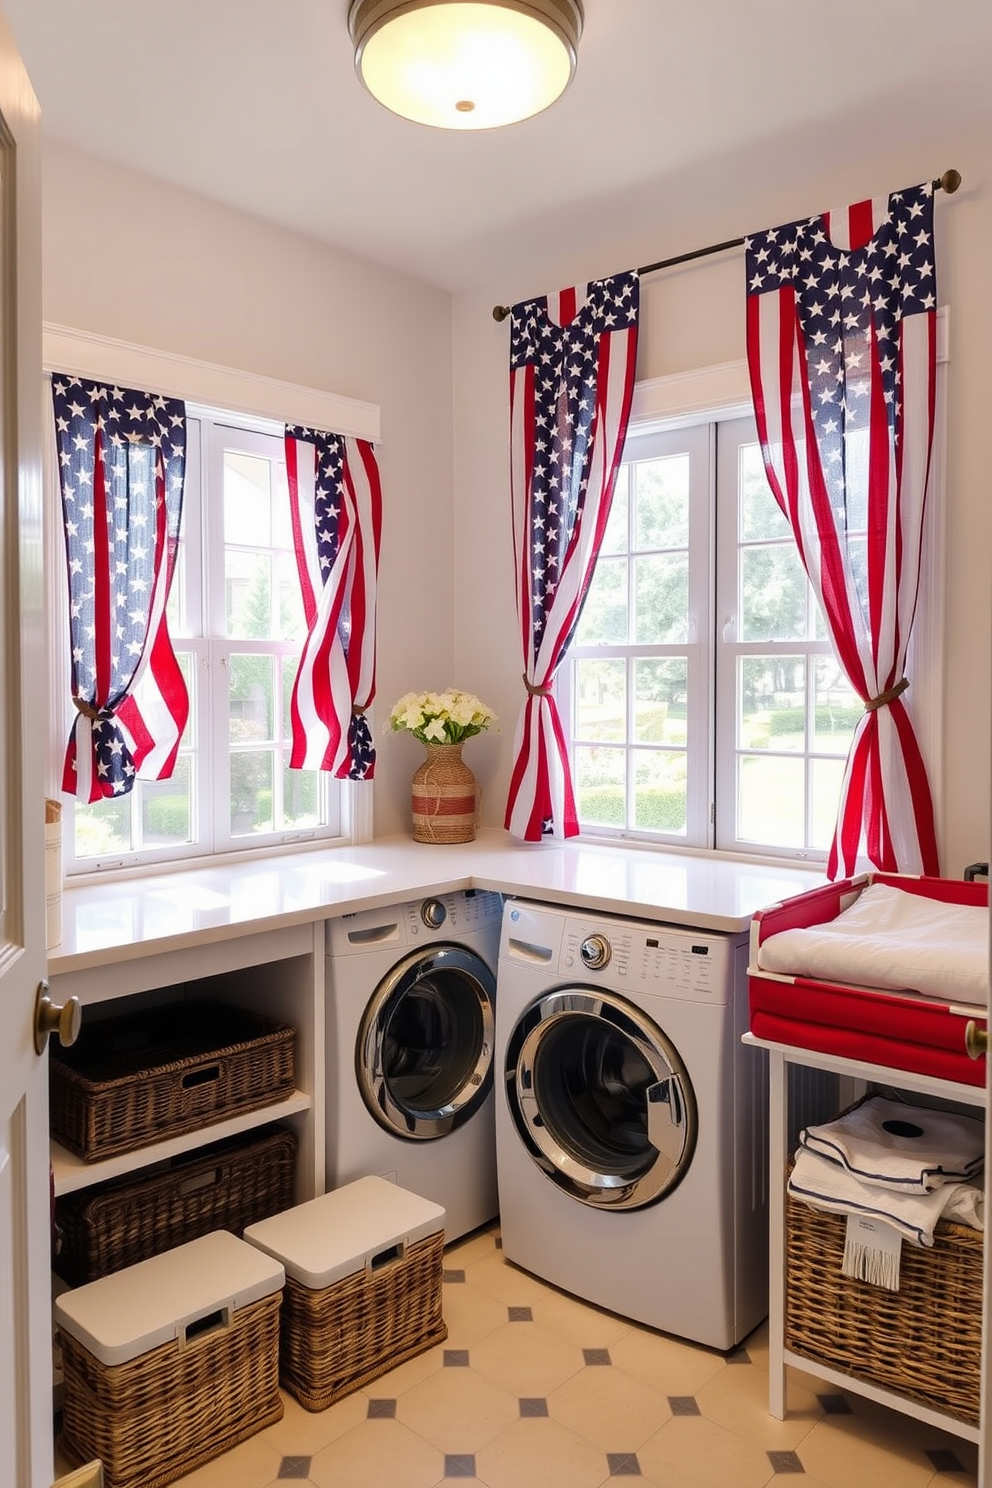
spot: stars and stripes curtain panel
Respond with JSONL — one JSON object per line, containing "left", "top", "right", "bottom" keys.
{"left": 504, "top": 273, "right": 639, "bottom": 841}
{"left": 284, "top": 424, "right": 383, "bottom": 779}
{"left": 746, "top": 182, "right": 940, "bottom": 878}
{"left": 52, "top": 374, "right": 188, "bottom": 803}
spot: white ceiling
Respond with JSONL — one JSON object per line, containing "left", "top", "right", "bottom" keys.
{"left": 3, "top": 0, "right": 992, "bottom": 293}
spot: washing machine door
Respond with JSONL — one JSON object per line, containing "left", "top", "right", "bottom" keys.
{"left": 504, "top": 988, "right": 697, "bottom": 1210}
{"left": 357, "top": 945, "right": 496, "bottom": 1140}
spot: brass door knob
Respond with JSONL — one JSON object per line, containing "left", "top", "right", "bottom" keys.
{"left": 964, "top": 1020, "right": 988, "bottom": 1061}
{"left": 34, "top": 980, "right": 82, "bottom": 1056}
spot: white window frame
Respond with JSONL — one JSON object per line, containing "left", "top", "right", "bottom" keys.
{"left": 563, "top": 422, "right": 714, "bottom": 848}
{"left": 43, "top": 327, "right": 379, "bottom": 878}
{"left": 565, "top": 331, "right": 947, "bottom": 863}
{"left": 714, "top": 414, "right": 851, "bottom": 860}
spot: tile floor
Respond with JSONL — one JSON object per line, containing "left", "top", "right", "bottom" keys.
{"left": 58, "top": 1222, "right": 979, "bottom": 1488}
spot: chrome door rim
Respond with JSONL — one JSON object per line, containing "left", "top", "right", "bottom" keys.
{"left": 504, "top": 987, "right": 697, "bottom": 1209}
{"left": 357, "top": 944, "right": 496, "bottom": 1140}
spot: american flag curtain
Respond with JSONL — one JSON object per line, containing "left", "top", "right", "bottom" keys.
{"left": 746, "top": 182, "right": 939, "bottom": 878}
{"left": 52, "top": 374, "right": 188, "bottom": 802}
{"left": 284, "top": 425, "right": 382, "bottom": 779}
{"left": 504, "top": 273, "right": 639, "bottom": 841}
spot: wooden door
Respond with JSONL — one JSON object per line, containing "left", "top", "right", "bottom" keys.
{"left": 0, "top": 12, "right": 52, "bottom": 1487}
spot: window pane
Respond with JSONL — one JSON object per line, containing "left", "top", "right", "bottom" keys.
{"left": 811, "top": 757, "right": 846, "bottom": 850}
{"left": 741, "top": 657, "right": 806, "bottom": 752}
{"left": 75, "top": 795, "right": 132, "bottom": 858}
{"left": 276, "top": 551, "right": 306, "bottom": 641}
{"left": 634, "top": 658, "right": 687, "bottom": 746}
{"left": 740, "top": 544, "right": 807, "bottom": 641}
{"left": 814, "top": 659, "right": 862, "bottom": 754}
{"left": 738, "top": 754, "right": 805, "bottom": 847}
{"left": 224, "top": 450, "right": 272, "bottom": 547}
{"left": 577, "top": 556, "right": 627, "bottom": 643}
{"left": 269, "top": 457, "right": 293, "bottom": 550}
{"left": 229, "top": 654, "right": 274, "bottom": 742}
{"left": 226, "top": 551, "right": 273, "bottom": 639}
{"left": 600, "top": 467, "right": 628, "bottom": 556}
{"left": 175, "top": 651, "right": 194, "bottom": 746}
{"left": 283, "top": 759, "right": 320, "bottom": 828}
{"left": 739, "top": 443, "right": 790, "bottom": 541}
{"left": 575, "top": 659, "right": 626, "bottom": 742}
{"left": 142, "top": 758, "right": 192, "bottom": 847}
{"left": 166, "top": 544, "right": 186, "bottom": 635}
{"left": 634, "top": 750, "right": 686, "bottom": 834}
{"left": 633, "top": 455, "right": 689, "bottom": 549}
{"left": 634, "top": 553, "right": 688, "bottom": 643}
{"left": 282, "top": 655, "right": 298, "bottom": 739}
{"left": 575, "top": 746, "right": 625, "bottom": 827}
{"left": 230, "top": 750, "right": 274, "bottom": 835}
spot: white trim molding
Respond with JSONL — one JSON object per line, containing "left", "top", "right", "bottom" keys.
{"left": 631, "top": 360, "right": 750, "bottom": 427}
{"left": 43, "top": 323, "right": 381, "bottom": 442}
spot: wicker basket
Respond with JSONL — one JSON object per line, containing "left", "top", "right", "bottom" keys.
{"left": 50, "top": 1000, "right": 297, "bottom": 1161}
{"left": 785, "top": 1184, "right": 982, "bottom": 1425}
{"left": 54, "top": 1125, "right": 298, "bottom": 1286}
{"left": 58, "top": 1289, "right": 284, "bottom": 1488}
{"left": 280, "top": 1229, "right": 448, "bottom": 1410}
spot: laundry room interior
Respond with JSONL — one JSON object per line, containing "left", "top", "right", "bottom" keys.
{"left": 1, "top": 4, "right": 991, "bottom": 1488}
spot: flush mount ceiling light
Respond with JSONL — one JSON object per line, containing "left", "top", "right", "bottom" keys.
{"left": 348, "top": 0, "right": 584, "bottom": 130}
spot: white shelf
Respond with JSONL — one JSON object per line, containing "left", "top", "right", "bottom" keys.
{"left": 754, "top": 1038, "right": 985, "bottom": 1464}
{"left": 782, "top": 1348, "right": 982, "bottom": 1445}
{"left": 52, "top": 1091, "right": 311, "bottom": 1197}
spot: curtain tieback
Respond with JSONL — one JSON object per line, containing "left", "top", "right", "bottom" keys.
{"left": 865, "top": 677, "right": 909, "bottom": 712}
{"left": 522, "top": 674, "right": 552, "bottom": 698}
{"left": 72, "top": 697, "right": 116, "bottom": 723}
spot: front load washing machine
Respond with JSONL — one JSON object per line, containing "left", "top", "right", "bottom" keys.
{"left": 326, "top": 888, "right": 503, "bottom": 1241}
{"left": 495, "top": 898, "right": 768, "bottom": 1350}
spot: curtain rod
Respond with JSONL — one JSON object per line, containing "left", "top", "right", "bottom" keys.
{"left": 491, "top": 169, "right": 962, "bottom": 322}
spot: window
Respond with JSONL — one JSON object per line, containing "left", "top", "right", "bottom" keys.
{"left": 58, "top": 410, "right": 348, "bottom": 872}
{"left": 565, "top": 413, "right": 859, "bottom": 861}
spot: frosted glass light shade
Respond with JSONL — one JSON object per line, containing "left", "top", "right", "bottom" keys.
{"left": 349, "top": 0, "right": 583, "bottom": 130}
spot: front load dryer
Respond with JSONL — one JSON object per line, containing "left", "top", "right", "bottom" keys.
{"left": 495, "top": 898, "right": 768, "bottom": 1350}
{"left": 326, "top": 888, "right": 502, "bottom": 1241}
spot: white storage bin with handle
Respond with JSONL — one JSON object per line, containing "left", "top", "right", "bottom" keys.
{"left": 244, "top": 1174, "right": 447, "bottom": 1410}
{"left": 54, "top": 1229, "right": 285, "bottom": 1488}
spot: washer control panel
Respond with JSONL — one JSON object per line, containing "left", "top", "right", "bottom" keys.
{"left": 405, "top": 888, "right": 504, "bottom": 939}
{"left": 558, "top": 919, "right": 728, "bottom": 1000}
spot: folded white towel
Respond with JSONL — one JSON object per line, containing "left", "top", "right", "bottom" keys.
{"left": 801, "top": 1095, "right": 985, "bottom": 1193}
{"left": 757, "top": 881, "right": 989, "bottom": 1005}
{"left": 788, "top": 1147, "right": 973, "bottom": 1247}
{"left": 943, "top": 1181, "right": 985, "bottom": 1231}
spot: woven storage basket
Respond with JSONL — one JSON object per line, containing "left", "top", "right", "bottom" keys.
{"left": 410, "top": 742, "right": 478, "bottom": 844}
{"left": 279, "top": 1228, "right": 447, "bottom": 1410}
{"left": 785, "top": 1184, "right": 982, "bottom": 1425}
{"left": 54, "top": 1125, "right": 298, "bottom": 1285}
{"left": 50, "top": 999, "right": 296, "bottom": 1161}
{"left": 57, "top": 1231, "right": 285, "bottom": 1488}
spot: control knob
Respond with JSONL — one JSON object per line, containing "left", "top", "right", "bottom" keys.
{"left": 579, "top": 933, "right": 611, "bottom": 970}
{"left": 421, "top": 898, "right": 447, "bottom": 929}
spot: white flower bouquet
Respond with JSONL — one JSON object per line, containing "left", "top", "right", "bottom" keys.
{"left": 388, "top": 689, "right": 498, "bottom": 746}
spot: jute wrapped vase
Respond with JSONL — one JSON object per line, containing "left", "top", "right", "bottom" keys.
{"left": 410, "top": 743, "right": 478, "bottom": 844}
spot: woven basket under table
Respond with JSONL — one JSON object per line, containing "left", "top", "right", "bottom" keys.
{"left": 50, "top": 1000, "right": 296, "bottom": 1161}
{"left": 279, "top": 1228, "right": 448, "bottom": 1410}
{"left": 55, "top": 1125, "right": 298, "bottom": 1285}
{"left": 785, "top": 1187, "right": 982, "bottom": 1425}
{"left": 58, "top": 1290, "right": 283, "bottom": 1488}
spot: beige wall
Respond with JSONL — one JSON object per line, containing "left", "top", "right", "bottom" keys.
{"left": 453, "top": 121, "right": 992, "bottom": 876}
{"left": 41, "top": 140, "right": 453, "bottom": 837}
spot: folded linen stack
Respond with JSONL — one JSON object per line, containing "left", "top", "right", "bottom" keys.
{"left": 788, "top": 1095, "right": 985, "bottom": 1290}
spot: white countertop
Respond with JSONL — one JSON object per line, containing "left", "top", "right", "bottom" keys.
{"left": 48, "top": 830, "right": 827, "bottom": 974}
